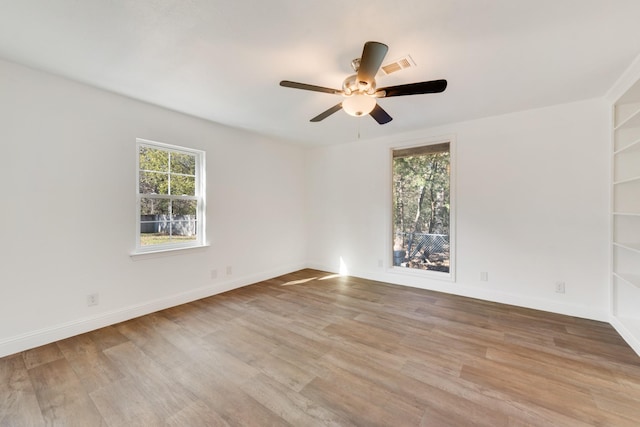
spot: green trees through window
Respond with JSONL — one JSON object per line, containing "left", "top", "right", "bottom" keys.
{"left": 392, "top": 142, "right": 451, "bottom": 273}
{"left": 136, "top": 141, "right": 204, "bottom": 251}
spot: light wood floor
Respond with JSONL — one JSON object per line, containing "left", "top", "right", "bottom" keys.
{"left": 2, "top": 269, "right": 640, "bottom": 426}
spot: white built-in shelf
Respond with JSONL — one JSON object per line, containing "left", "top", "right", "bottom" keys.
{"left": 620, "top": 316, "right": 640, "bottom": 333}
{"left": 613, "top": 212, "right": 640, "bottom": 217}
{"left": 611, "top": 316, "right": 640, "bottom": 357}
{"left": 616, "top": 78, "right": 640, "bottom": 105}
{"left": 611, "top": 67, "right": 640, "bottom": 358}
{"left": 616, "top": 106, "right": 640, "bottom": 130}
{"left": 613, "top": 241, "right": 640, "bottom": 254}
{"left": 620, "top": 316, "right": 640, "bottom": 331}
{"left": 615, "top": 316, "right": 640, "bottom": 346}
{"left": 614, "top": 272, "right": 640, "bottom": 289}
{"left": 615, "top": 138, "right": 640, "bottom": 155}
{"left": 613, "top": 179, "right": 640, "bottom": 212}
{"left": 613, "top": 175, "right": 640, "bottom": 185}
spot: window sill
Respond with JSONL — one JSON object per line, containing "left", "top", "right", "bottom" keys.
{"left": 387, "top": 265, "right": 455, "bottom": 282}
{"left": 130, "top": 243, "right": 210, "bottom": 260}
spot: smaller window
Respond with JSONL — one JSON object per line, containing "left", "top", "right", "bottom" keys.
{"left": 135, "top": 139, "right": 205, "bottom": 253}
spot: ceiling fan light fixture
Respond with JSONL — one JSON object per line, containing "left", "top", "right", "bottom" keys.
{"left": 342, "top": 93, "right": 376, "bottom": 117}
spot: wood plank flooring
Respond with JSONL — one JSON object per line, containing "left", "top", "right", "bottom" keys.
{"left": 2, "top": 269, "right": 640, "bottom": 426}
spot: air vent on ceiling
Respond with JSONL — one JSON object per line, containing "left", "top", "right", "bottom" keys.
{"left": 380, "top": 55, "right": 416, "bottom": 76}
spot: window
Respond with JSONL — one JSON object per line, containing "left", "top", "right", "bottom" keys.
{"left": 135, "top": 139, "right": 205, "bottom": 252}
{"left": 392, "top": 141, "right": 453, "bottom": 276}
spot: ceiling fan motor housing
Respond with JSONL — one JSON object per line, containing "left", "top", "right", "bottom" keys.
{"left": 342, "top": 74, "right": 376, "bottom": 96}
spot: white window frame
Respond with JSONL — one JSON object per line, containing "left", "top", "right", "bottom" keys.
{"left": 387, "top": 135, "right": 456, "bottom": 282}
{"left": 133, "top": 138, "right": 206, "bottom": 254}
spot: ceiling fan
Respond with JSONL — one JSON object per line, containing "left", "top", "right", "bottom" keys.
{"left": 280, "top": 41, "right": 447, "bottom": 125}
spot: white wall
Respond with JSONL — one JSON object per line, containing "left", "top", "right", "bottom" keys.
{"left": 306, "top": 98, "right": 610, "bottom": 321}
{"left": 0, "top": 59, "right": 307, "bottom": 357}
{"left": 0, "top": 56, "right": 612, "bottom": 357}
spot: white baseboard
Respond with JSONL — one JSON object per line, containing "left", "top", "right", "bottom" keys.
{"left": 1, "top": 263, "right": 616, "bottom": 358}
{"left": 609, "top": 316, "right": 640, "bottom": 357}
{"left": 306, "top": 262, "right": 609, "bottom": 322}
{"left": 0, "top": 263, "right": 306, "bottom": 358}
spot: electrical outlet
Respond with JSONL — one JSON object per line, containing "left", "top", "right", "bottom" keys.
{"left": 555, "top": 281, "right": 566, "bottom": 293}
{"left": 210, "top": 269, "right": 217, "bottom": 279}
{"left": 87, "top": 293, "right": 99, "bottom": 307}
{"left": 226, "top": 266, "right": 232, "bottom": 275}
{"left": 480, "top": 272, "right": 489, "bottom": 281}
{"left": 378, "top": 259, "right": 383, "bottom": 268}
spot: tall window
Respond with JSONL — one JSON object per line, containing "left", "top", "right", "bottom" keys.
{"left": 135, "top": 139, "right": 205, "bottom": 252}
{"left": 392, "top": 142, "right": 452, "bottom": 275}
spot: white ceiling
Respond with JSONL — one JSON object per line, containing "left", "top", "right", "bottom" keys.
{"left": 2, "top": 1, "right": 640, "bottom": 145}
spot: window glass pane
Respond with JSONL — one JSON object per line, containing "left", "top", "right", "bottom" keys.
{"left": 140, "top": 228, "right": 171, "bottom": 246}
{"left": 170, "top": 174, "right": 195, "bottom": 196}
{"left": 171, "top": 220, "right": 197, "bottom": 240}
{"left": 139, "top": 203, "right": 173, "bottom": 247}
{"left": 172, "top": 201, "right": 197, "bottom": 239}
{"left": 171, "top": 152, "right": 196, "bottom": 175}
{"left": 140, "top": 220, "right": 197, "bottom": 246}
{"left": 140, "top": 222, "right": 162, "bottom": 241}
{"left": 172, "top": 199, "right": 197, "bottom": 216}
{"left": 139, "top": 171, "right": 168, "bottom": 194}
{"left": 139, "top": 147, "right": 169, "bottom": 172}
{"left": 140, "top": 198, "right": 169, "bottom": 241}
{"left": 392, "top": 143, "right": 450, "bottom": 273}
{"left": 140, "top": 197, "right": 169, "bottom": 215}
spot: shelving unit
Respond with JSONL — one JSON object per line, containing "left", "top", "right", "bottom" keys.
{"left": 611, "top": 76, "right": 640, "bottom": 356}
{"left": 613, "top": 272, "right": 640, "bottom": 288}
